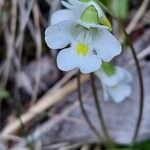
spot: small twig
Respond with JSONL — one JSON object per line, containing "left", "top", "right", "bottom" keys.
{"left": 45, "top": 0, "right": 61, "bottom": 24}
{"left": 10, "top": 0, "right": 17, "bottom": 40}
{"left": 0, "top": 135, "right": 25, "bottom": 142}
{"left": 28, "top": 94, "right": 88, "bottom": 145}
{"left": 1, "top": 0, "right": 17, "bottom": 87}
{"left": 16, "top": 0, "right": 34, "bottom": 64}
{"left": 51, "top": 69, "right": 78, "bottom": 92}
{"left": 27, "top": 19, "right": 36, "bottom": 43}
{"left": 1, "top": 74, "right": 89, "bottom": 135}
{"left": 59, "top": 143, "right": 82, "bottom": 150}
{"left": 126, "top": 0, "right": 149, "bottom": 34}
{"left": 127, "top": 45, "right": 150, "bottom": 66}
{"left": 81, "top": 145, "right": 90, "bottom": 150}
{"left": 31, "top": 2, "right": 42, "bottom": 103}
{"left": 77, "top": 72, "right": 102, "bottom": 141}
{"left": 1, "top": 28, "right": 13, "bottom": 87}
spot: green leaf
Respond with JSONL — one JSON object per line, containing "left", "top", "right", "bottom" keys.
{"left": 132, "top": 139, "right": 150, "bottom": 150}
{"left": 112, "top": 0, "right": 129, "bottom": 20}
{"left": 95, "top": 0, "right": 111, "bottom": 7}
{"left": 0, "top": 89, "right": 10, "bottom": 101}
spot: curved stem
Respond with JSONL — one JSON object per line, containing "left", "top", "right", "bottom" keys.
{"left": 90, "top": 73, "right": 114, "bottom": 147}
{"left": 96, "top": 1, "right": 144, "bottom": 145}
{"left": 124, "top": 31, "right": 144, "bottom": 144}
{"left": 77, "top": 72, "right": 102, "bottom": 141}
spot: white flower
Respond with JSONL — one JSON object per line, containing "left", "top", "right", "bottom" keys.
{"left": 95, "top": 66, "right": 132, "bottom": 103}
{"left": 52, "top": 0, "right": 111, "bottom": 29}
{"left": 45, "top": 1, "right": 122, "bottom": 73}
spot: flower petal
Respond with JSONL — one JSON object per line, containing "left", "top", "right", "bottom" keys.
{"left": 45, "top": 21, "right": 73, "bottom": 49}
{"left": 95, "top": 67, "right": 125, "bottom": 87}
{"left": 69, "top": 0, "right": 105, "bottom": 19}
{"left": 95, "top": 28, "right": 122, "bottom": 62}
{"left": 68, "top": 0, "right": 83, "bottom": 5}
{"left": 51, "top": 9, "right": 74, "bottom": 25}
{"left": 62, "top": 0, "right": 107, "bottom": 29}
{"left": 101, "top": 83, "right": 109, "bottom": 101}
{"left": 123, "top": 69, "right": 132, "bottom": 83}
{"left": 88, "top": 1, "right": 104, "bottom": 18}
{"left": 57, "top": 45, "right": 101, "bottom": 73}
{"left": 61, "top": 1, "right": 73, "bottom": 9}
{"left": 79, "top": 53, "right": 102, "bottom": 73}
{"left": 57, "top": 47, "right": 78, "bottom": 72}
{"left": 108, "top": 83, "right": 132, "bottom": 103}
{"left": 61, "top": 0, "right": 83, "bottom": 9}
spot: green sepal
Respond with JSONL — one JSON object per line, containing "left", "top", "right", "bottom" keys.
{"left": 85, "top": 0, "right": 112, "bottom": 31}
{"left": 102, "top": 62, "right": 116, "bottom": 76}
{"left": 80, "top": 0, "right": 90, "bottom": 3}
{"left": 99, "top": 16, "right": 112, "bottom": 31}
{"left": 80, "top": 5, "right": 99, "bottom": 24}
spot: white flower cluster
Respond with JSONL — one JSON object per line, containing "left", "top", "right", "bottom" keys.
{"left": 45, "top": 0, "right": 132, "bottom": 102}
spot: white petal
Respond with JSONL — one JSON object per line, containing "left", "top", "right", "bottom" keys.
{"left": 61, "top": 0, "right": 106, "bottom": 29}
{"left": 72, "top": 4, "right": 87, "bottom": 20}
{"left": 88, "top": 1, "right": 104, "bottom": 18}
{"left": 57, "top": 47, "right": 78, "bottom": 71}
{"left": 57, "top": 45, "right": 101, "bottom": 73}
{"left": 69, "top": 0, "right": 105, "bottom": 18}
{"left": 79, "top": 53, "right": 102, "bottom": 74}
{"left": 62, "top": 0, "right": 87, "bottom": 20}
{"left": 95, "top": 28, "right": 122, "bottom": 62}
{"left": 68, "top": 0, "right": 83, "bottom": 5}
{"left": 45, "top": 21, "right": 73, "bottom": 49}
{"left": 96, "top": 67, "right": 125, "bottom": 87}
{"left": 108, "top": 83, "right": 132, "bottom": 103}
{"left": 51, "top": 9, "right": 74, "bottom": 25}
{"left": 101, "top": 83, "right": 109, "bottom": 101}
{"left": 123, "top": 69, "right": 132, "bottom": 83}
{"left": 61, "top": 1, "right": 73, "bottom": 9}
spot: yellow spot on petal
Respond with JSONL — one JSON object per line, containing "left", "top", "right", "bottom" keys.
{"left": 76, "top": 43, "right": 89, "bottom": 56}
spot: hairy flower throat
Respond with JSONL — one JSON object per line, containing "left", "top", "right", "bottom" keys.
{"left": 76, "top": 43, "right": 89, "bottom": 56}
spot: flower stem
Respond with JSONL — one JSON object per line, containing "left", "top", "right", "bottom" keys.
{"left": 124, "top": 30, "right": 144, "bottom": 144}
{"left": 96, "top": 1, "right": 144, "bottom": 145}
{"left": 77, "top": 72, "right": 102, "bottom": 141}
{"left": 90, "top": 73, "right": 115, "bottom": 148}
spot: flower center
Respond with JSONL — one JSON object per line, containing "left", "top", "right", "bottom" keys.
{"left": 76, "top": 43, "right": 89, "bottom": 56}
{"left": 73, "top": 25, "right": 99, "bottom": 44}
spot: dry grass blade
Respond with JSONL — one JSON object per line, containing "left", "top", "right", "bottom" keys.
{"left": 1, "top": 74, "right": 89, "bottom": 135}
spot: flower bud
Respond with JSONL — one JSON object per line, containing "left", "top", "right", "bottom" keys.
{"left": 102, "top": 62, "right": 116, "bottom": 76}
